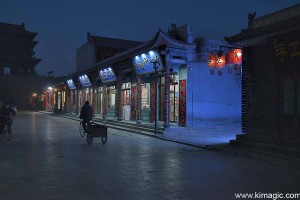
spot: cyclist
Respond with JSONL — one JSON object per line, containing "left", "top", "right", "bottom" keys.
{"left": 79, "top": 101, "right": 93, "bottom": 133}
{"left": 0, "top": 103, "right": 16, "bottom": 135}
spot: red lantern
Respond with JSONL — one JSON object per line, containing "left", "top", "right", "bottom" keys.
{"left": 216, "top": 55, "right": 225, "bottom": 76}
{"left": 228, "top": 49, "right": 242, "bottom": 65}
{"left": 208, "top": 54, "right": 217, "bottom": 67}
{"left": 208, "top": 54, "right": 217, "bottom": 75}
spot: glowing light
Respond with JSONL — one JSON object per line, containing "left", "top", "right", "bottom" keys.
{"left": 135, "top": 56, "right": 139, "bottom": 60}
{"left": 237, "top": 52, "right": 242, "bottom": 57}
{"left": 48, "top": 87, "right": 53, "bottom": 90}
{"left": 149, "top": 51, "right": 154, "bottom": 56}
{"left": 142, "top": 54, "right": 146, "bottom": 58}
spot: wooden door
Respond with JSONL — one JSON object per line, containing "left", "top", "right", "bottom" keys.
{"left": 280, "top": 72, "right": 300, "bottom": 139}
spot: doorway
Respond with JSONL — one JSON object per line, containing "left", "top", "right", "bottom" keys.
{"left": 170, "top": 83, "right": 179, "bottom": 122}
{"left": 280, "top": 71, "right": 300, "bottom": 139}
{"left": 122, "top": 82, "right": 131, "bottom": 120}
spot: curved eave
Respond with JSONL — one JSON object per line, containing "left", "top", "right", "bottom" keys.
{"left": 72, "top": 30, "right": 194, "bottom": 78}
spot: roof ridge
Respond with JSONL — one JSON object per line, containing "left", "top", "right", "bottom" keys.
{"left": 159, "top": 30, "right": 194, "bottom": 46}
{"left": 89, "top": 34, "right": 143, "bottom": 43}
{"left": 0, "top": 22, "right": 23, "bottom": 27}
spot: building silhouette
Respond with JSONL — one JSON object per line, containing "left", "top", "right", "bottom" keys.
{"left": 0, "top": 22, "right": 40, "bottom": 75}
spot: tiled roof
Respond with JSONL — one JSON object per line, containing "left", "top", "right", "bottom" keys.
{"left": 225, "top": 14, "right": 300, "bottom": 43}
{"left": 72, "top": 30, "right": 194, "bottom": 77}
{"left": 0, "top": 22, "right": 37, "bottom": 36}
{"left": 88, "top": 34, "right": 143, "bottom": 49}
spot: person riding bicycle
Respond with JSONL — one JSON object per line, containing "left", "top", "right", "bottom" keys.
{"left": 79, "top": 101, "right": 93, "bottom": 133}
{"left": 0, "top": 103, "right": 16, "bottom": 134}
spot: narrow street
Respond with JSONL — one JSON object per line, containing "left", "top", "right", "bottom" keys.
{"left": 0, "top": 112, "right": 299, "bottom": 200}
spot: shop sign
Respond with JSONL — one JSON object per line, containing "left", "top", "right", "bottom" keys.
{"left": 66, "top": 79, "right": 76, "bottom": 90}
{"left": 79, "top": 74, "right": 92, "bottom": 87}
{"left": 133, "top": 50, "right": 164, "bottom": 75}
{"left": 99, "top": 67, "right": 117, "bottom": 83}
{"left": 272, "top": 30, "right": 300, "bottom": 66}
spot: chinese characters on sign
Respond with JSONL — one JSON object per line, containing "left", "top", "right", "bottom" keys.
{"left": 78, "top": 74, "right": 92, "bottom": 87}
{"left": 274, "top": 41, "right": 300, "bottom": 62}
{"left": 67, "top": 79, "right": 76, "bottom": 90}
{"left": 99, "top": 67, "right": 117, "bottom": 83}
{"left": 133, "top": 50, "right": 164, "bottom": 75}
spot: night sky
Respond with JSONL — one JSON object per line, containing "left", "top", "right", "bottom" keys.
{"left": 1, "top": 0, "right": 299, "bottom": 76}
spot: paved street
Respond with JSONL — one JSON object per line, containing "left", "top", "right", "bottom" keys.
{"left": 0, "top": 112, "right": 299, "bottom": 200}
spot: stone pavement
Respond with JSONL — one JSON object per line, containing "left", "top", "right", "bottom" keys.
{"left": 43, "top": 111, "right": 241, "bottom": 148}
{"left": 0, "top": 111, "right": 299, "bottom": 200}
{"left": 161, "top": 124, "right": 241, "bottom": 148}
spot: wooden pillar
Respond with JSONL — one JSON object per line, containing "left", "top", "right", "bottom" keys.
{"left": 76, "top": 88, "right": 79, "bottom": 115}
{"left": 150, "top": 76, "right": 155, "bottom": 123}
{"left": 45, "top": 91, "right": 49, "bottom": 110}
{"left": 136, "top": 75, "right": 142, "bottom": 124}
{"left": 102, "top": 85, "right": 107, "bottom": 118}
{"left": 131, "top": 85, "right": 137, "bottom": 121}
{"left": 164, "top": 63, "right": 171, "bottom": 128}
{"left": 116, "top": 73, "right": 123, "bottom": 121}
{"left": 92, "top": 86, "right": 97, "bottom": 116}
{"left": 65, "top": 90, "right": 69, "bottom": 113}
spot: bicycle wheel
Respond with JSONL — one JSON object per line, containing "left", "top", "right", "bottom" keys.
{"left": 79, "top": 121, "right": 85, "bottom": 137}
{"left": 87, "top": 133, "right": 93, "bottom": 145}
{"left": 101, "top": 136, "right": 107, "bottom": 144}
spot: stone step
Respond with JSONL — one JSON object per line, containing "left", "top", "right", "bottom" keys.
{"left": 94, "top": 118, "right": 165, "bottom": 132}
{"left": 64, "top": 113, "right": 165, "bottom": 132}
{"left": 236, "top": 134, "right": 245, "bottom": 140}
{"left": 59, "top": 114, "right": 164, "bottom": 134}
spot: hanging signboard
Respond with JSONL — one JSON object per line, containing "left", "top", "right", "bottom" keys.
{"left": 133, "top": 50, "right": 164, "bottom": 75}
{"left": 66, "top": 79, "right": 76, "bottom": 90}
{"left": 99, "top": 67, "right": 117, "bottom": 83}
{"left": 78, "top": 74, "right": 92, "bottom": 87}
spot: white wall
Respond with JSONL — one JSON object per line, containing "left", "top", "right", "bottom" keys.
{"left": 186, "top": 61, "right": 241, "bottom": 128}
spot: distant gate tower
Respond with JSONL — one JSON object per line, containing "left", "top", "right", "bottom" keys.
{"left": 0, "top": 22, "right": 41, "bottom": 75}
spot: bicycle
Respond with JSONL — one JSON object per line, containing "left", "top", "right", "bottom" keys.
{"left": 79, "top": 120, "right": 86, "bottom": 137}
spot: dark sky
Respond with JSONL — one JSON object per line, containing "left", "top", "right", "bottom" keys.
{"left": 1, "top": 0, "right": 299, "bottom": 76}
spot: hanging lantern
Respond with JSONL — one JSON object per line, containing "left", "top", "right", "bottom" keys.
{"left": 227, "top": 48, "right": 242, "bottom": 73}
{"left": 228, "top": 49, "right": 242, "bottom": 64}
{"left": 208, "top": 54, "right": 217, "bottom": 75}
{"left": 216, "top": 55, "right": 225, "bottom": 76}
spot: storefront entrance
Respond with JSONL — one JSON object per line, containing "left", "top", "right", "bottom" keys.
{"left": 96, "top": 87, "right": 103, "bottom": 116}
{"left": 141, "top": 83, "right": 150, "bottom": 121}
{"left": 280, "top": 70, "right": 300, "bottom": 139}
{"left": 122, "top": 82, "right": 131, "bottom": 120}
{"left": 170, "top": 83, "right": 179, "bottom": 122}
{"left": 107, "top": 86, "right": 116, "bottom": 118}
